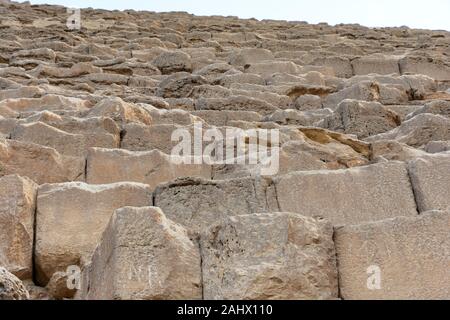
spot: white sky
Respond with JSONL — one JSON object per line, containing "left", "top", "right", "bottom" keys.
{"left": 28, "top": 0, "right": 450, "bottom": 31}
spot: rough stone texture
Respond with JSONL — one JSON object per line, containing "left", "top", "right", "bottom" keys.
{"left": 408, "top": 152, "right": 450, "bottom": 212}
{"left": 0, "top": 267, "right": 30, "bottom": 300}
{"left": 366, "top": 114, "right": 450, "bottom": 148}
{"left": 1, "top": 2, "right": 450, "bottom": 300}
{"left": 35, "top": 182, "right": 152, "bottom": 285}
{"left": 200, "top": 212, "right": 338, "bottom": 300}
{"left": 273, "top": 162, "right": 418, "bottom": 226}
{"left": 86, "top": 147, "right": 212, "bottom": 189}
{"left": 323, "top": 99, "right": 401, "bottom": 139}
{"left": 0, "top": 139, "right": 85, "bottom": 184}
{"left": 0, "top": 175, "right": 37, "bottom": 279}
{"left": 79, "top": 207, "right": 202, "bottom": 300}
{"left": 335, "top": 210, "right": 450, "bottom": 300}
{"left": 154, "top": 177, "right": 271, "bottom": 233}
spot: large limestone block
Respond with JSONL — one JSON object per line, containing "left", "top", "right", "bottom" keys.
{"left": 35, "top": 182, "right": 152, "bottom": 285}
{"left": 10, "top": 122, "right": 90, "bottom": 157}
{"left": 154, "top": 177, "right": 271, "bottom": 233}
{"left": 405, "top": 100, "right": 450, "bottom": 120}
{"left": 0, "top": 175, "right": 37, "bottom": 279}
{"left": 152, "top": 50, "right": 192, "bottom": 74}
{"left": 86, "top": 148, "right": 211, "bottom": 188}
{"left": 195, "top": 96, "right": 280, "bottom": 115}
{"left": 274, "top": 162, "right": 418, "bottom": 226}
{"left": 0, "top": 267, "right": 30, "bottom": 300}
{"left": 192, "top": 110, "right": 262, "bottom": 127}
{"left": 366, "top": 114, "right": 450, "bottom": 148}
{"left": 79, "top": 207, "right": 202, "bottom": 300}
{"left": 352, "top": 55, "right": 401, "bottom": 76}
{"left": 228, "top": 48, "right": 275, "bottom": 67}
{"left": 399, "top": 56, "right": 450, "bottom": 81}
{"left": 335, "top": 210, "right": 450, "bottom": 300}
{"left": 156, "top": 72, "right": 208, "bottom": 99}
{"left": 11, "top": 116, "right": 120, "bottom": 157}
{"left": 121, "top": 123, "right": 189, "bottom": 154}
{"left": 86, "top": 97, "right": 152, "bottom": 125}
{"left": 408, "top": 153, "right": 450, "bottom": 212}
{"left": 323, "top": 100, "right": 401, "bottom": 139}
{"left": 0, "top": 139, "right": 85, "bottom": 184}
{"left": 200, "top": 213, "right": 338, "bottom": 300}
{"left": 0, "top": 95, "right": 91, "bottom": 114}
{"left": 245, "top": 61, "right": 300, "bottom": 77}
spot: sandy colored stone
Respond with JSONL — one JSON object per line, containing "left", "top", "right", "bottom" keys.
{"left": 35, "top": 181, "right": 152, "bottom": 285}
{"left": 0, "top": 267, "right": 29, "bottom": 300}
{"left": 200, "top": 213, "right": 338, "bottom": 300}
{"left": 323, "top": 100, "right": 401, "bottom": 139}
{"left": 408, "top": 152, "right": 450, "bottom": 212}
{"left": 274, "top": 162, "right": 417, "bottom": 226}
{"left": 335, "top": 210, "right": 450, "bottom": 300}
{"left": 154, "top": 177, "right": 271, "bottom": 233}
{"left": 86, "top": 147, "right": 211, "bottom": 188}
{"left": 0, "top": 139, "right": 85, "bottom": 184}
{"left": 0, "top": 175, "right": 37, "bottom": 279}
{"left": 80, "top": 207, "right": 202, "bottom": 300}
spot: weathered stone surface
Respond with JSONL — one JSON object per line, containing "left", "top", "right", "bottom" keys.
{"left": 192, "top": 110, "right": 262, "bottom": 126}
{"left": 335, "top": 210, "right": 450, "bottom": 300}
{"left": 46, "top": 271, "right": 75, "bottom": 300}
{"left": 0, "top": 267, "right": 29, "bottom": 300}
{"left": 322, "top": 100, "right": 401, "bottom": 139}
{"left": 405, "top": 100, "right": 450, "bottom": 120}
{"left": 229, "top": 48, "right": 274, "bottom": 67}
{"left": 86, "top": 148, "right": 211, "bottom": 188}
{"left": 196, "top": 96, "right": 280, "bottom": 115}
{"left": 370, "top": 140, "right": 428, "bottom": 162}
{"left": 1, "top": 1, "right": 450, "bottom": 301}
{"left": 366, "top": 114, "right": 450, "bottom": 148}
{"left": 157, "top": 72, "right": 208, "bottom": 98}
{"left": 352, "top": 55, "right": 401, "bottom": 76}
{"left": 201, "top": 213, "right": 338, "bottom": 300}
{"left": 154, "top": 177, "right": 270, "bottom": 233}
{"left": 0, "top": 139, "right": 85, "bottom": 184}
{"left": 35, "top": 181, "right": 152, "bottom": 285}
{"left": 0, "top": 94, "right": 91, "bottom": 115}
{"left": 86, "top": 97, "right": 152, "bottom": 125}
{"left": 273, "top": 162, "right": 417, "bottom": 226}
{"left": 0, "top": 175, "right": 37, "bottom": 279}
{"left": 152, "top": 51, "right": 192, "bottom": 74}
{"left": 408, "top": 153, "right": 450, "bottom": 212}
{"left": 80, "top": 207, "right": 202, "bottom": 300}
{"left": 399, "top": 56, "right": 450, "bottom": 81}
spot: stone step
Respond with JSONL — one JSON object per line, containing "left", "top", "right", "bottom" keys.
{"left": 335, "top": 210, "right": 450, "bottom": 299}
{"left": 86, "top": 147, "right": 212, "bottom": 189}
{"left": 77, "top": 207, "right": 202, "bottom": 300}
{"left": 35, "top": 181, "right": 152, "bottom": 286}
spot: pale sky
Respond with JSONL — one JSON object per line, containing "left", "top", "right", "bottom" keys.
{"left": 28, "top": 0, "right": 450, "bottom": 31}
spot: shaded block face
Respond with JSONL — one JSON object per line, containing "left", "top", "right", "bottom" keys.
{"left": 408, "top": 153, "right": 450, "bottom": 212}
{"left": 274, "top": 162, "right": 418, "bottom": 226}
{"left": 335, "top": 211, "right": 450, "bottom": 300}
{"left": 0, "top": 175, "right": 37, "bottom": 279}
{"left": 35, "top": 182, "right": 152, "bottom": 285}
{"left": 153, "top": 177, "right": 272, "bottom": 233}
{"left": 200, "top": 212, "right": 338, "bottom": 300}
{"left": 0, "top": 139, "right": 85, "bottom": 185}
{"left": 86, "top": 147, "right": 212, "bottom": 189}
{"left": 80, "top": 207, "right": 202, "bottom": 300}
